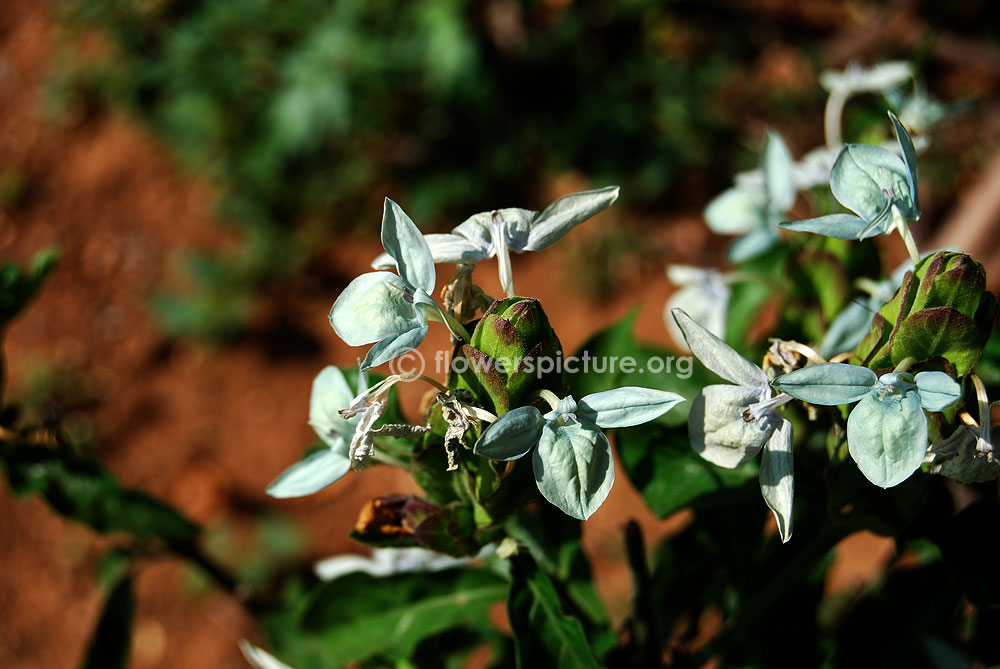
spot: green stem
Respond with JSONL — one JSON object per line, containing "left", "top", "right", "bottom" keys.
{"left": 824, "top": 88, "right": 848, "bottom": 151}
{"left": 893, "top": 357, "right": 917, "bottom": 373}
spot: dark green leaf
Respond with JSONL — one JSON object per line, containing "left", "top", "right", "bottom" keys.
{"left": 298, "top": 569, "right": 507, "bottom": 665}
{"left": 0, "top": 441, "right": 199, "bottom": 545}
{"left": 617, "top": 423, "right": 757, "bottom": 518}
{"left": 80, "top": 573, "right": 134, "bottom": 669}
{"left": 507, "top": 555, "right": 601, "bottom": 669}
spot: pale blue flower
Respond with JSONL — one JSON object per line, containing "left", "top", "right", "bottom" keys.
{"left": 671, "top": 308, "right": 795, "bottom": 542}
{"left": 473, "top": 387, "right": 684, "bottom": 520}
{"left": 704, "top": 130, "right": 796, "bottom": 262}
{"left": 780, "top": 111, "right": 921, "bottom": 264}
{"left": 371, "top": 187, "right": 620, "bottom": 297}
{"left": 330, "top": 198, "right": 464, "bottom": 369}
{"left": 773, "top": 364, "right": 962, "bottom": 487}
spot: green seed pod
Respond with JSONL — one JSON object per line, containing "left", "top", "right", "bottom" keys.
{"left": 453, "top": 297, "right": 563, "bottom": 415}
{"left": 856, "top": 251, "right": 997, "bottom": 376}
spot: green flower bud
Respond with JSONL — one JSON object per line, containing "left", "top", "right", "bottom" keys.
{"left": 453, "top": 297, "right": 563, "bottom": 414}
{"left": 856, "top": 251, "right": 997, "bottom": 376}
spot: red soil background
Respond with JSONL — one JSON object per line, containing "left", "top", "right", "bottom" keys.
{"left": 2, "top": 1, "right": 999, "bottom": 667}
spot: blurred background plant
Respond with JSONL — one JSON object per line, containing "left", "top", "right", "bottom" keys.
{"left": 45, "top": 0, "right": 812, "bottom": 339}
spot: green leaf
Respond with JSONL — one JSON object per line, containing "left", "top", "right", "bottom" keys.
{"left": 299, "top": 569, "right": 506, "bottom": 665}
{"left": 533, "top": 422, "right": 614, "bottom": 520}
{"left": 80, "top": 574, "right": 134, "bottom": 669}
{"left": 0, "top": 441, "right": 199, "bottom": 545}
{"left": 847, "top": 390, "right": 928, "bottom": 488}
{"left": 772, "top": 363, "right": 877, "bottom": 405}
{"left": 617, "top": 423, "right": 757, "bottom": 518}
{"left": 0, "top": 248, "right": 60, "bottom": 328}
{"left": 507, "top": 555, "right": 601, "bottom": 669}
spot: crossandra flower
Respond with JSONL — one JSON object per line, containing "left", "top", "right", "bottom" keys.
{"left": 266, "top": 366, "right": 362, "bottom": 499}
{"left": 473, "top": 388, "right": 684, "bottom": 521}
{"left": 329, "top": 198, "right": 467, "bottom": 370}
{"left": 371, "top": 187, "right": 619, "bottom": 297}
{"left": 671, "top": 308, "right": 795, "bottom": 542}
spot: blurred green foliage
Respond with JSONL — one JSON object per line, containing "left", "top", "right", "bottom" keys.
{"left": 49, "top": 0, "right": 781, "bottom": 339}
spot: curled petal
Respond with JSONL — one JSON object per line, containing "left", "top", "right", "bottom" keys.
{"left": 759, "top": 419, "right": 794, "bottom": 543}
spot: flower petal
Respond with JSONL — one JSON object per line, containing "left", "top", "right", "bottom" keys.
{"left": 329, "top": 272, "right": 424, "bottom": 346}
{"left": 703, "top": 188, "right": 767, "bottom": 235}
{"left": 914, "top": 371, "right": 962, "bottom": 412}
{"left": 671, "top": 308, "right": 769, "bottom": 389}
{"left": 725, "top": 226, "right": 778, "bottom": 262}
{"left": 239, "top": 641, "right": 296, "bottom": 669}
{"left": 266, "top": 442, "right": 351, "bottom": 498}
{"left": 830, "top": 144, "right": 911, "bottom": 223}
{"left": 763, "top": 129, "right": 796, "bottom": 212}
{"left": 309, "top": 366, "right": 357, "bottom": 445}
{"left": 381, "top": 198, "right": 436, "bottom": 294}
{"left": 688, "top": 384, "right": 774, "bottom": 468}
{"left": 772, "top": 363, "right": 878, "bottom": 406}
{"left": 889, "top": 110, "right": 920, "bottom": 219}
{"left": 473, "top": 406, "right": 544, "bottom": 461}
{"left": 533, "top": 421, "right": 614, "bottom": 520}
{"left": 371, "top": 234, "right": 490, "bottom": 269}
{"left": 847, "top": 389, "right": 928, "bottom": 488}
{"left": 360, "top": 325, "right": 428, "bottom": 370}
{"left": 759, "top": 418, "right": 794, "bottom": 543}
{"left": 578, "top": 387, "right": 685, "bottom": 428}
{"left": 523, "top": 186, "right": 620, "bottom": 251}
{"left": 779, "top": 213, "right": 878, "bottom": 240}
